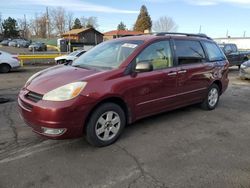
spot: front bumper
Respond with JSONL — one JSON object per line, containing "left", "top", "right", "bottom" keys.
{"left": 18, "top": 88, "right": 95, "bottom": 139}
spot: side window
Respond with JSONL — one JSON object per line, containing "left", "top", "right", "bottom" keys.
{"left": 203, "top": 42, "right": 226, "bottom": 62}
{"left": 136, "top": 41, "right": 173, "bottom": 70}
{"left": 224, "top": 44, "right": 232, "bottom": 54}
{"left": 174, "top": 40, "right": 205, "bottom": 65}
{"left": 230, "top": 44, "right": 237, "bottom": 53}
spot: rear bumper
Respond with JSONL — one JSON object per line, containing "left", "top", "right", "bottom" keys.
{"left": 18, "top": 89, "right": 95, "bottom": 139}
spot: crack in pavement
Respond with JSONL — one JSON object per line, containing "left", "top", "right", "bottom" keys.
{"left": 115, "top": 144, "right": 168, "bottom": 188}
{"left": 2, "top": 103, "right": 18, "bottom": 144}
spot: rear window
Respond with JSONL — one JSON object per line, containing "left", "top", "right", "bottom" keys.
{"left": 203, "top": 42, "right": 226, "bottom": 62}
{"left": 174, "top": 40, "right": 205, "bottom": 65}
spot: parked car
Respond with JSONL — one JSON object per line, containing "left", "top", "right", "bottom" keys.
{"left": 28, "top": 42, "right": 47, "bottom": 51}
{"left": 218, "top": 43, "right": 250, "bottom": 68}
{"left": 55, "top": 49, "right": 86, "bottom": 64}
{"left": 16, "top": 39, "right": 31, "bottom": 48}
{"left": 8, "top": 39, "right": 18, "bottom": 47}
{"left": 239, "top": 60, "right": 250, "bottom": 79}
{"left": 18, "top": 33, "right": 229, "bottom": 147}
{"left": 0, "top": 50, "right": 20, "bottom": 73}
{"left": 0, "top": 39, "right": 11, "bottom": 46}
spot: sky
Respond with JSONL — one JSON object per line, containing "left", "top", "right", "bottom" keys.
{"left": 1, "top": 0, "right": 250, "bottom": 38}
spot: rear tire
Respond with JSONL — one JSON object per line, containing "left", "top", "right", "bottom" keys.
{"left": 201, "top": 84, "right": 220, "bottom": 110}
{"left": 0, "top": 64, "right": 11, "bottom": 73}
{"left": 86, "top": 103, "right": 126, "bottom": 147}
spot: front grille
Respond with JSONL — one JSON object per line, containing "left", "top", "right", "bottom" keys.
{"left": 25, "top": 91, "right": 43, "bottom": 102}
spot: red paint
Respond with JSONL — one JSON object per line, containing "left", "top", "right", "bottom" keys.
{"left": 18, "top": 35, "right": 229, "bottom": 139}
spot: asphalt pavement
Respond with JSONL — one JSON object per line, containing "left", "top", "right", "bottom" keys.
{"left": 0, "top": 66, "right": 250, "bottom": 188}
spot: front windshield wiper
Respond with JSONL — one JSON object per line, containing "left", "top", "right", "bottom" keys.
{"left": 72, "top": 64, "right": 93, "bottom": 70}
{"left": 72, "top": 64, "right": 113, "bottom": 71}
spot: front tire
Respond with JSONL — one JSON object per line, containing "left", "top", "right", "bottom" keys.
{"left": 201, "top": 84, "right": 220, "bottom": 110}
{"left": 86, "top": 103, "right": 126, "bottom": 147}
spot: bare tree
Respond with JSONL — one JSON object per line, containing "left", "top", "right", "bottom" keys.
{"left": 153, "top": 16, "right": 178, "bottom": 32}
{"left": 81, "top": 16, "right": 99, "bottom": 29}
{"left": 51, "top": 7, "right": 66, "bottom": 36}
{"left": 17, "top": 15, "right": 30, "bottom": 39}
{"left": 66, "top": 12, "right": 74, "bottom": 31}
{"left": 0, "top": 13, "right": 3, "bottom": 34}
{"left": 30, "top": 13, "right": 47, "bottom": 38}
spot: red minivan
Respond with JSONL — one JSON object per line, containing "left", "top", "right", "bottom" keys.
{"left": 18, "top": 33, "right": 229, "bottom": 147}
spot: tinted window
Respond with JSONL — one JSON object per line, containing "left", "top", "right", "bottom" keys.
{"left": 136, "top": 40, "right": 173, "bottom": 70}
{"left": 175, "top": 40, "right": 205, "bottom": 65}
{"left": 224, "top": 44, "right": 232, "bottom": 53}
{"left": 203, "top": 42, "right": 226, "bottom": 62}
{"left": 230, "top": 44, "right": 237, "bottom": 53}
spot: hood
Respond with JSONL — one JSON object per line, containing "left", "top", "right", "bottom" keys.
{"left": 55, "top": 55, "right": 76, "bottom": 61}
{"left": 26, "top": 65, "right": 100, "bottom": 94}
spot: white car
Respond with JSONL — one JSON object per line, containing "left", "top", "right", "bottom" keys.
{"left": 0, "top": 50, "right": 20, "bottom": 73}
{"left": 55, "top": 50, "right": 86, "bottom": 64}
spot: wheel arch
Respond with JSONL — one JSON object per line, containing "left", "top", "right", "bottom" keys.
{"left": 212, "top": 80, "right": 222, "bottom": 95}
{"left": 84, "top": 96, "right": 131, "bottom": 132}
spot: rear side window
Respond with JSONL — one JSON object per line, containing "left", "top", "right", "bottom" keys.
{"left": 231, "top": 44, "right": 237, "bottom": 53}
{"left": 203, "top": 42, "right": 226, "bottom": 62}
{"left": 174, "top": 40, "right": 205, "bottom": 65}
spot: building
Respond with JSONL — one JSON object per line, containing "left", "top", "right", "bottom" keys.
{"left": 62, "top": 28, "right": 103, "bottom": 45}
{"left": 214, "top": 37, "right": 250, "bottom": 50}
{"left": 103, "top": 30, "right": 144, "bottom": 41}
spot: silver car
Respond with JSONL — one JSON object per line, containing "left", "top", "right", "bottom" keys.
{"left": 239, "top": 60, "right": 250, "bottom": 79}
{"left": 0, "top": 50, "right": 20, "bottom": 73}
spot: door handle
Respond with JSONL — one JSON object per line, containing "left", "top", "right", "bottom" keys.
{"left": 167, "top": 72, "right": 177, "bottom": 76}
{"left": 178, "top": 70, "right": 187, "bottom": 74}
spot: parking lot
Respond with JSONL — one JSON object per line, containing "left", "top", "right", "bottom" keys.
{"left": 0, "top": 65, "right": 250, "bottom": 188}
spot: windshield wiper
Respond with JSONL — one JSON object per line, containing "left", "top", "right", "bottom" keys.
{"left": 72, "top": 64, "right": 92, "bottom": 70}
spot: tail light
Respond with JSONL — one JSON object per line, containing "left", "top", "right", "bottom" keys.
{"left": 12, "top": 56, "right": 20, "bottom": 61}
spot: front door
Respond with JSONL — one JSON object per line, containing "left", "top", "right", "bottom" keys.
{"left": 130, "top": 40, "right": 178, "bottom": 119}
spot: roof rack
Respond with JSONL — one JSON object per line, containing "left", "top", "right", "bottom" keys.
{"left": 153, "top": 32, "right": 212, "bottom": 40}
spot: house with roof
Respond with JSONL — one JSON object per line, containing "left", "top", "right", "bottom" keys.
{"left": 62, "top": 28, "right": 103, "bottom": 45}
{"left": 103, "top": 30, "right": 144, "bottom": 41}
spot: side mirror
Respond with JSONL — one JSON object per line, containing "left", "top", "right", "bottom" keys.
{"left": 135, "top": 61, "right": 153, "bottom": 73}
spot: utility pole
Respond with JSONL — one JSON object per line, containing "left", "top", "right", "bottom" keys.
{"left": 46, "top": 7, "right": 49, "bottom": 38}
{"left": 199, "top": 25, "right": 202, "bottom": 33}
{"left": 24, "top": 14, "right": 27, "bottom": 38}
{"left": 243, "top": 31, "right": 246, "bottom": 38}
{"left": 226, "top": 30, "right": 229, "bottom": 38}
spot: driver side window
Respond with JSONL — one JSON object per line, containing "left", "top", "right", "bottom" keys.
{"left": 136, "top": 41, "right": 173, "bottom": 70}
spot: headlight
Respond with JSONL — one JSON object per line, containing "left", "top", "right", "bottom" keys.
{"left": 42, "top": 82, "right": 87, "bottom": 101}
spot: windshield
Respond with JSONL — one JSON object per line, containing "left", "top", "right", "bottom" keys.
{"left": 72, "top": 40, "right": 143, "bottom": 69}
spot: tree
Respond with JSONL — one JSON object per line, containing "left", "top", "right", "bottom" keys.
{"left": 66, "top": 12, "right": 74, "bottom": 30}
{"left": 153, "top": 16, "right": 178, "bottom": 32}
{"left": 117, "top": 21, "right": 126, "bottom": 30}
{"left": 72, "top": 18, "right": 82, "bottom": 29}
{"left": 134, "top": 5, "right": 152, "bottom": 32}
{"left": 0, "top": 13, "right": 3, "bottom": 34}
{"left": 2, "top": 17, "right": 19, "bottom": 38}
{"left": 51, "top": 7, "right": 66, "bottom": 35}
{"left": 18, "top": 15, "right": 30, "bottom": 39}
{"left": 81, "top": 16, "right": 98, "bottom": 29}
{"left": 30, "top": 13, "right": 47, "bottom": 38}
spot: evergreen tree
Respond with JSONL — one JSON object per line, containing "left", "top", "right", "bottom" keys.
{"left": 117, "top": 21, "right": 126, "bottom": 30}
{"left": 134, "top": 5, "right": 152, "bottom": 32}
{"left": 72, "top": 18, "right": 82, "bottom": 29}
{"left": 2, "top": 17, "right": 19, "bottom": 38}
